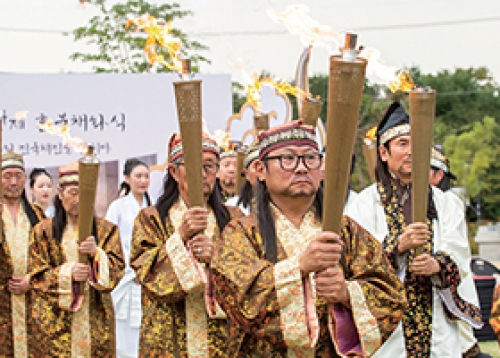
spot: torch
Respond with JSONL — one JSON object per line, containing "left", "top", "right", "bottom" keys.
{"left": 362, "top": 126, "right": 378, "bottom": 183}
{"left": 409, "top": 88, "right": 436, "bottom": 256}
{"left": 322, "top": 33, "right": 367, "bottom": 233}
{"left": 301, "top": 96, "right": 323, "bottom": 127}
{"left": 173, "top": 59, "right": 204, "bottom": 208}
{"left": 77, "top": 145, "right": 100, "bottom": 294}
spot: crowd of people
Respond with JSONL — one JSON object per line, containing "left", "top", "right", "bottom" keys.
{"left": 0, "top": 101, "right": 495, "bottom": 357}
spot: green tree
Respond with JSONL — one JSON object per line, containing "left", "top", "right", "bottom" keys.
{"left": 71, "top": 0, "right": 209, "bottom": 73}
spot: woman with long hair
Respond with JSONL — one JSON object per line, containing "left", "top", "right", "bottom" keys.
{"left": 29, "top": 168, "right": 55, "bottom": 217}
{"left": 105, "top": 158, "right": 151, "bottom": 358}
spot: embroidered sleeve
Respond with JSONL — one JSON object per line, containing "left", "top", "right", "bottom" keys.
{"left": 432, "top": 251, "right": 460, "bottom": 289}
{"left": 88, "top": 247, "right": 111, "bottom": 290}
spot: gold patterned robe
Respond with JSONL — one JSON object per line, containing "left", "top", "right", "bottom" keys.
{"left": 28, "top": 217, "right": 125, "bottom": 357}
{"left": 0, "top": 202, "right": 44, "bottom": 358}
{"left": 130, "top": 200, "right": 242, "bottom": 357}
{"left": 211, "top": 209, "right": 407, "bottom": 357}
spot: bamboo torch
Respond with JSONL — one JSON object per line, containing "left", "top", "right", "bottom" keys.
{"left": 78, "top": 145, "right": 100, "bottom": 294}
{"left": 173, "top": 59, "right": 204, "bottom": 208}
{"left": 409, "top": 88, "right": 436, "bottom": 256}
{"left": 322, "top": 33, "right": 367, "bottom": 233}
{"left": 235, "top": 149, "right": 245, "bottom": 194}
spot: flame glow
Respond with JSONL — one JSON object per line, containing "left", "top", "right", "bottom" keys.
{"left": 37, "top": 118, "right": 88, "bottom": 154}
{"left": 126, "top": 15, "right": 182, "bottom": 72}
{"left": 359, "top": 48, "right": 417, "bottom": 92}
{"left": 14, "top": 111, "right": 29, "bottom": 121}
{"left": 243, "top": 72, "right": 311, "bottom": 110}
{"left": 364, "top": 126, "right": 377, "bottom": 146}
{"left": 267, "top": 4, "right": 342, "bottom": 52}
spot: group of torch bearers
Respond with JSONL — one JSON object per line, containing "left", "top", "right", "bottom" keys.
{"left": 0, "top": 34, "right": 491, "bottom": 358}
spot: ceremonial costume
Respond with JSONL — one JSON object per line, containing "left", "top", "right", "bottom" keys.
{"left": 346, "top": 102, "right": 482, "bottom": 357}
{"left": 0, "top": 151, "right": 44, "bottom": 357}
{"left": 106, "top": 193, "right": 149, "bottom": 358}
{"left": 29, "top": 162, "right": 125, "bottom": 357}
{"left": 130, "top": 134, "right": 242, "bottom": 357}
{"left": 212, "top": 121, "right": 406, "bottom": 357}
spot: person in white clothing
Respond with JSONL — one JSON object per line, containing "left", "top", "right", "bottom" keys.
{"left": 106, "top": 158, "right": 151, "bottom": 358}
{"left": 429, "top": 146, "right": 491, "bottom": 358}
{"left": 346, "top": 102, "right": 483, "bottom": 358}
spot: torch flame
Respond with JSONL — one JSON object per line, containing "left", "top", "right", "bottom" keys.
{"left": 37, "top": 118, "right": 88, "bottom": 154}
{"left": 364, "top": 126, "right": 377, "bottom": 146}
{"left": 126, "top": 15, "right": 182, "bottom": 73}
{"left": 14, "top": 111, "right": 29, "bottom": 121}
{"left": 267, "top": 4, "right": 341, "bottom": 52}
{"left": 359, "top": 48, "right": 417, "bottom": 92}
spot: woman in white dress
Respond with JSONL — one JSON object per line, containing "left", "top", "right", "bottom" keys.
{"left": 106, "top": 159, "right": 151, "bottom": 358}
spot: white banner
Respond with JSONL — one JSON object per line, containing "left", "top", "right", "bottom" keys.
{"left": 1, "top": 73, "right": 232, "bottom": 215}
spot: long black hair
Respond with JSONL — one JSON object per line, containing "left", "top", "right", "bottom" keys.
{"left": 156, "top": 169, "right": 230, "bottom": 233}
{"left": 29, "top": 168, "right": 51, "bottom": 188}
{"left": 375, "top": 142, "right": 437, "bottom": 220}
{"left": 431, "top": 169, "right": 452, "bottom": 192}
{"left": 236, "top": 180, "right": 254, "bottom": 211}
{"left": 21, "top": 189, "right": 41, "bottom": 227}
{"left": 52, "top": 192, "right": 98, "bottom": 243}
{"left": 256, "top": 179, "right": 323, "bottom": 263}
{"left": 117, "top": 159, "right": 152, "bottom": 206}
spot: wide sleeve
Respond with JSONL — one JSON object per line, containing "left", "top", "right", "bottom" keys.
{"left": 29, "top": 220, "right": 82, "bottom": 312}
{"left": 130, "top": 208, "right": 204, "bottom": 304}
{"left": 329, "top": 216, "right": 407, "bottom": 357}
{"left": 88, "top": 220, "right": 125, "bottom": 292}
{"left": 212, "top": 217, "right": 316, "bottom": 350}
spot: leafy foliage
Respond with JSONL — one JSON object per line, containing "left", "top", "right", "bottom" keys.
{"left": 71, "top": 0, "right": 209, "bottom": 73}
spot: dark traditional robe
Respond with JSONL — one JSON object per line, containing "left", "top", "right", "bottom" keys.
{"left": 29, "top": 217, "right": 125, "bottom": 357}
{"left": 130, "top": 199, "right": 242, "bottom": 357}
{"left": 0, "top": 202, "right": 44, "bottom": 357}
{"left": 212, "top": 208, "right": 407, "bottom": 357}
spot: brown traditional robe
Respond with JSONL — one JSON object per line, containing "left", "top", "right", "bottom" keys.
{"left": 130, "top": 199, "right": 242, "bottom": 357}
{"left": 29, "top": 217, "right": 125, "bottom": 357}
{"left": 211, "top": 209, "right": 407, "bottom": 357}
{"left": 0, "top": 202, "right": 44, "bottom": 357}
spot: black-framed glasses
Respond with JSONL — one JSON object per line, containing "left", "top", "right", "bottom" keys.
{"left": 177, "top": 162, "right": 219, "bottom": 175}
{"left": 264, "top": 153, "right": 323, "bottom": 172}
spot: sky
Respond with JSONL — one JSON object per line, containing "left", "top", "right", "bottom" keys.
{"left": 1, "top": 0, "right": 500, "bottom": 86}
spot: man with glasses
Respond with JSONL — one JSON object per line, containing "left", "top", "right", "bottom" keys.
{"left": 0, "top": 151, "right": 44, "bottom": 357}
{"left": 212, "top": 120, "right": 406, "bottom": 357}
{"left": 130, "top": 133, "right": 242, "bottom": 357}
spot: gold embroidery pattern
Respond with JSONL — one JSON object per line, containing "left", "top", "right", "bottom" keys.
{"left": 169, "top": 199, "right": 216, "bottom": 358}
{"left": 90, "top": 247, "right": 110, "bottom": 290}
{"left": 62, "top": 224, "right": 91, "bottom": 358}
{"left": 347, "top": 281, "right": 381, "bottom": 355}
{"left": 3, "top": 204, "right": 30, "bottom": 358}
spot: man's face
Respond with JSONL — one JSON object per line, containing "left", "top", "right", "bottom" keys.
{"left": 429, "top": 168, "right": 444, "bottom": 186}
{"left": 2, "top": 168, "right": 26, "bottom": 200}
{"left": 379, "top": 135, "right": 412, "bottom": 182}
{"left": 58, "top": 185, "right": 79, "bottom": 217}
{"left": 258, "top": 145, "right": 321, "bottom": 199}
{"left": 169, "top": 152, "right": 219, "bottom": 205}
{"left": 218, "top": 156, "right": 237, "bottom": 190}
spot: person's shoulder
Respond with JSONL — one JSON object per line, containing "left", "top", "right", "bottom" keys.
{"left": 225, "top": 212, "right": 257, "bottom": 233}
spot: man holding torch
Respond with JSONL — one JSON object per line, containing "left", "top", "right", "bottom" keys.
{"left": 28, "top": 161, "right": 125, "bottom": 357}
{"left": 0, "top": 151, "right": 44, "bottom": 357}
{"left": 347, "top": 102, "right": 482, "bottom": 357}
{"left": 130, "top": 133, "right": 242, "bottom": 357}
{"left": 212, "top": 120, "right": 406, "bottom": 357}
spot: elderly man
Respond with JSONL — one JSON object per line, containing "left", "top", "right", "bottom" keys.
{"left": 347, "top": 102, "right": 483, "bottom": 357}
{"left": 29, "top": 161, "right": 125, "bottom": 357}
{"left": 212, "top": 120, "right": 406, "bottom": 357}
{"left": 0, "top": 150, "right": 44, "bottom": 357}
{"left": 130, "top": 133, "right": 242, "bottom": 357}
